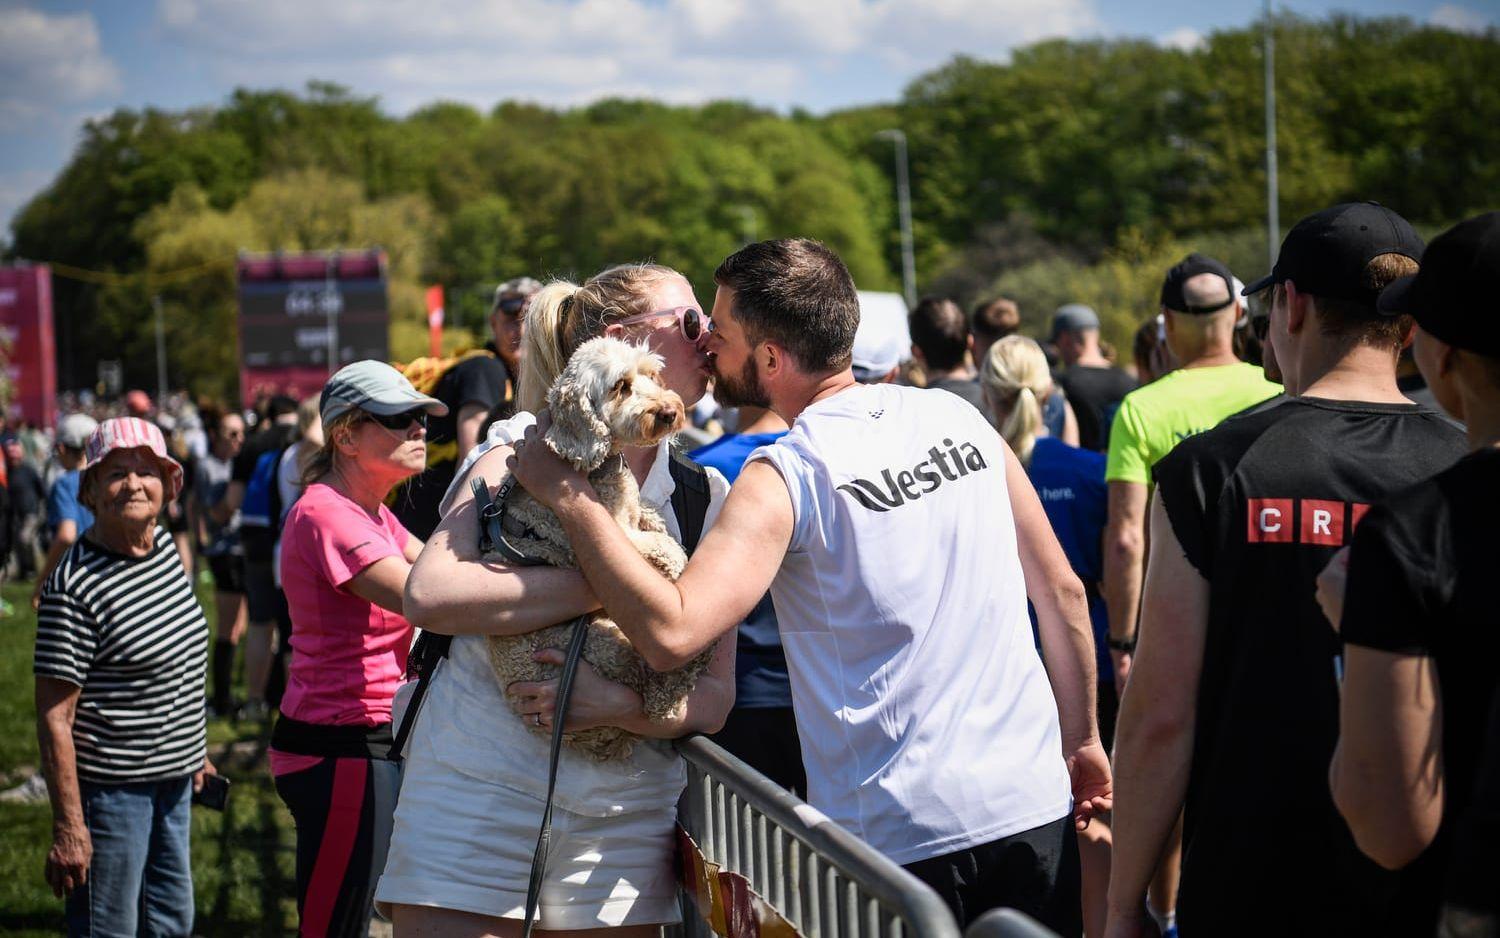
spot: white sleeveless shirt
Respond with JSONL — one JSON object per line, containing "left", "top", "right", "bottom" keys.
{"left": 749, "top": 383, "right": 1071, "bottom": 864}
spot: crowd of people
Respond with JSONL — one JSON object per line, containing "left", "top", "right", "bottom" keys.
{"left": 17, "top": 203, "right": 1498, "bottom": 938}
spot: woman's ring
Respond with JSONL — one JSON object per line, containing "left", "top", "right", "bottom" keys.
{"left": 534, "top": 714, "right": 543, "bottom": 727}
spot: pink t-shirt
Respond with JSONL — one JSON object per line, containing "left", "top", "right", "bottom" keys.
{"left": 270, "top": 482, "right": 413, "bottom": 775}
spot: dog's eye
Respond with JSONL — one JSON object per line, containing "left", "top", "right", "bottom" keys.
{"left": 612, "top": 378, "right": 631, "bottom": 397}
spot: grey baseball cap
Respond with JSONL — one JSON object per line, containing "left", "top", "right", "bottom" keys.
{"left": 1050, "top": 303, "right": 1101, "bottom": 340}
{"left": 58, "top": 413, "right": 99, "bottom": 449}
{"left": 319, "top": 360, "right": 449, "bottom": 425}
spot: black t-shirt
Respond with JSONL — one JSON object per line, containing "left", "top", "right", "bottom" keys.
{"left": 1153, "top": 397, "right": 1467, "bottom": 935}
{"left": 926, "top": 376, "right": 987, "bottom": 414}
{"left": 1057, "top": 365, "right": 1136, "bottom": 452}
{"left": 1342, "top": 447, "right": 1500, "bottom": 922}
{"left": 7, "top": 462, "right": 45, "bottom": 517}
{"left": 393, "top": 351, "right": 509, "bottom": 540}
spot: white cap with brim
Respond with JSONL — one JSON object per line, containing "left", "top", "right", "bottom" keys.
{"left": 852, "top": 291, "right": 912, "bottom": 380}
{"left": 320, "top": 360, "right": 450, "bottom": 425}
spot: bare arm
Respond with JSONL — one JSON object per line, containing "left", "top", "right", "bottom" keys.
{"left": 1107, "top": 495, "right": 1206, "bottom": 927}
{"left": 212, "top": 480, "right": 243, "bottom": 526}
{"left": 512, "top": 431, "right": 791, "bottom": 671}
{"left": 1331, "top": 646, "right": 1444, "bottom": 869}
{"left": 403, "top": 445, "right": 603, "bottom": 636}
{"left": 455, "top": 402, "right": 490, "bottom": 463}
{"left": 1006, "top": 445, "right": 1112, "bottom": 829}
{"left": 36, "top": 677, "right": 90, "bottom": 898}
{"left": 1061, "top": 398, "right": 1081, "bottom": 448}
{"left": 401, "top": 531, "right": 423, "bottom": 564}
{"left": 346, "top": 556, "right": 413, "bottom": 616}
{"left": 1103, "top": 480, "right": 1149, "bottom": 684}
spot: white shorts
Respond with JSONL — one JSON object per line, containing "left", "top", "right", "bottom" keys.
{"left": 375, "top": 721, "right": 682, "bottom": 929}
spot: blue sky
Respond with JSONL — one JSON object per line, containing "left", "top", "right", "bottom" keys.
{"left": 1, "top": 0, "right": 1495, "bottom": 236}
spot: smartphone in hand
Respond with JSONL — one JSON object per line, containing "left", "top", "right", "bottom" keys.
{"left": 192, "top": 774, "right": 231, "bottom": 811}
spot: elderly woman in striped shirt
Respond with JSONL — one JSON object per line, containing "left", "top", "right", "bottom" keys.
{"left": 33, "top": 417, "right": 215, "bottom": 937}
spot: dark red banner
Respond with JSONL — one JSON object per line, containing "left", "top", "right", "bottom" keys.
{"left": 0, "top": 265, "right": 58, "bottom": 429}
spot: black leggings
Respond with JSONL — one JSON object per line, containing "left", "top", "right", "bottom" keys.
{"left": 273, "top": 756, "right": 401, "bottom": 938}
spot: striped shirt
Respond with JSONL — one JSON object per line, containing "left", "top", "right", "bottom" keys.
{"left": 34, "top": 527, "right": 208, "bottom": 784}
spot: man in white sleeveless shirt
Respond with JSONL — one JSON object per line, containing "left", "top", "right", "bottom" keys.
{"left": 511, "top": 239, "right": 1110, "bottom": 934}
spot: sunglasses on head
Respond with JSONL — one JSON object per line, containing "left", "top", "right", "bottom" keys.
{"left": 365, "top": 409, "right": 428, "bottom": 432}
{"left": 617, "top": 306, "right": 711, "bottom": 343}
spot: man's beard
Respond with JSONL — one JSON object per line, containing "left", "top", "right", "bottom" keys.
{"left": 713, "top": 354, "right": 771, "bottom": 408}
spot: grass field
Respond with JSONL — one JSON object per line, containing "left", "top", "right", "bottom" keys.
{"left": 0, "top": 579, "right": 300, "bottom": 935}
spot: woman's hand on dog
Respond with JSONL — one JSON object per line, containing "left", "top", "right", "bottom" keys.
{"left": 507, "top": 647, "right": 644, "bottom": 732}
{"left": 507, "top": 414, "right": 592, "bottom": 509}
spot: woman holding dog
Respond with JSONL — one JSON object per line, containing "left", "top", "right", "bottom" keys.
{"left": 378, "top": 264, "right": 736, "bottom": 935}
{"left": 272, "top": 361, "right": 444, "bottom": 938}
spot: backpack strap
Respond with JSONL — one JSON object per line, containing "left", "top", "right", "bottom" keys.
{"left": 667, "top": 452, "right": 711, "bottom": 555}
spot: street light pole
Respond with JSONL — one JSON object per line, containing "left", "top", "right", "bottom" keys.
{"left": 152, "top": 294, "right": 168, "bottom": 404}
{"left": 1263, "top": 0, "right": 1280, "bottom": 268}
{"left": 875, "top": 129, "right": 917, "bottom": 308}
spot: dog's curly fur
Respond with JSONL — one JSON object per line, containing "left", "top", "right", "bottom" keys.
{"left": 485, "top": 336, "right": 716, "bottom": 761}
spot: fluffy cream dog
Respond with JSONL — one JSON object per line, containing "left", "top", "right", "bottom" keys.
{"left": 486, "top": 336, "right": 716, "bottom": 761}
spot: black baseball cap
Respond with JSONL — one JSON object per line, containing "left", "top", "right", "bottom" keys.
{"left": 1161, "top": 253, "right": 1237, "bottom": 314}
{"left": 1378, "top": 211, "right": 1500, "bottom": 357}
{"left": 1242, "top": 202, "right": 1424, "bottom": 305}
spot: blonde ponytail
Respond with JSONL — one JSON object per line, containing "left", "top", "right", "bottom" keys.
{"left": 516, "top": 263, "right": 680, "bottom": 415}
{"left": 980, "top": 335, "right": 1052, "bottom": 464}
{"left": 518, "top": 281, "right": 581, "bottom": 414}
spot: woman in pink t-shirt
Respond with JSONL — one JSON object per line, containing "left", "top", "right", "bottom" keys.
{"left": 271, "top": 360, "right": 446, "bottom": 938}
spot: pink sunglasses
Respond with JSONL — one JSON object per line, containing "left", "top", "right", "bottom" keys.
{"left": 616, "top": 306, "right": 712, "bottom": 342}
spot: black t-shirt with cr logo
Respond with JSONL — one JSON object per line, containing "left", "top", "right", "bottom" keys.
{"left": 1342, "top": 447, "right": 1500, "bottom": 923}
{"left": 1153, "top": 397, "right": 1466, "bottom": 936}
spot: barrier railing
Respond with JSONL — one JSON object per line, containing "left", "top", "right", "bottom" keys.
{"left": 670, "top": 735, "right": 961, "bottom": 938}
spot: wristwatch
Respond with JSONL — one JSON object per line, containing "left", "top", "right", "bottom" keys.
{"left": 1107, "top": 636, "right": 1137, "bottom": 653}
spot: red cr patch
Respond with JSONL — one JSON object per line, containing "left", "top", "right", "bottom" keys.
{"left": 1300, "top": 500, "right": 1345, "bottom": 546}
{"left": 1247, "top": 498, "right": 1295, "bottom": 543}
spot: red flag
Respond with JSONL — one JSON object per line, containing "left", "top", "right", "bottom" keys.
{"left": 425, "top": 285, "right": 444, "bottom": 358}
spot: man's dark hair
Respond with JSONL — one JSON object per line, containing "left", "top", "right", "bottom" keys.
{"left": 971, "top": 296, "right": 1020, "bottom": 342}
{"left": 909, "top": 297, "right": 970, "bottom": 371}
{"left": 713, "top": 239, "right": 859, "bottom": 372}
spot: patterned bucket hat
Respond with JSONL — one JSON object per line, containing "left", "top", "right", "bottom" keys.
{"left": 82, "top": 416, "right": 185, "bottom": 501}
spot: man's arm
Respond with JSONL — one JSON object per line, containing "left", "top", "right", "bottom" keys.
{"left": 403, "top": 446, "right": 604, "bottom": 635}
{"left": 1106, "top": 495, "right": 1207, "bottom": 932}
{"left": 455, "top": 402, "right": 490, "bottom": 463}
{"left": 1330, "top": 646, "right": 1444, "bottom": 869}
{"left": 36, "top": 677, "right": 90, "bottom": 898}
{"left": 1003, "top": 445, "right": 1111, "bottom": 828}
{"left": 512, "top": 432, "right": 791, "bottom": 671}
{"left": 1103, "top": 480, "right": 1149, "bottom": 687}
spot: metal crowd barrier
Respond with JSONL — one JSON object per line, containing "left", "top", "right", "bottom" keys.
{"left": 669, "top": 735, "right": 961, "bottom": 938}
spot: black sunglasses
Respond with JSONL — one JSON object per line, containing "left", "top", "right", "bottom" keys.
{"left": 1251, "top": 315, "right": 1270, "bottom": 342}
{"left": 495, "top": 296, "right": 527, "bottom": 315}
{"left": 366, "top": 409, "right": 429, "bottom": 432}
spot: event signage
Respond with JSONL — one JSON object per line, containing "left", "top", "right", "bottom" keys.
{"left": 236, "top": 250, "right": 389, "bottom": 406}
{"left": 0, "top": 264, "right": 58, "bottom": 428}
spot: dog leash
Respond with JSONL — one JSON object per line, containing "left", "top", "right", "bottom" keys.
{"left": 471, "top": 474, "right": 589, "bottom": 938}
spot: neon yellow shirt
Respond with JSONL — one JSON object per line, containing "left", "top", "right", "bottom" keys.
{"left": 1105, "top": 363, "right": 1281, "bottom": 484}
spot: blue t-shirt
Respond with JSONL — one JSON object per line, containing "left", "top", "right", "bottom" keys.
{"left": 690, "top": 430, "right": 791, "bottom": 708}
{"left": 1026, "top": 437, "right": 1111, "bottom": 683}
{"left": 45, "top": 470, "right": 94, "bottom": 535}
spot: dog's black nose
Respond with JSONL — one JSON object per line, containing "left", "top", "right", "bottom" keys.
{"left": 655, "top": 406, "right": 680, "bottom": 428}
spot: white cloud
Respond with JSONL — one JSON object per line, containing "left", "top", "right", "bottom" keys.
{"left": 0, "top": 9, "right": 122, "bottom": 127}
{"left": 153, "top": 0, "right": 1101, "bottom": 112}
{"left": 1429, "top": 3, "right": 1491, "bottom": 34}
{"left": 1158, "top": 26, "right": 1205, "bottom": 51}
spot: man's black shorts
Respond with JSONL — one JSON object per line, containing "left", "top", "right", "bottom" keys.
{"left": 208, "top": 553, "right": 246, "bottom": 594}
{"left": 903, "top": 814, "right": 1081, "bottom": 936}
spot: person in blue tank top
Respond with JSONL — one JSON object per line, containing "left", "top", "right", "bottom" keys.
{"left": 981, "top": 334, "right": 1113, "bottom": 938}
